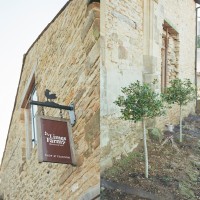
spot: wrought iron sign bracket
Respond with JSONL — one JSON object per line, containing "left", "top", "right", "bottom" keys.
{"left": 30, "top": 89, "right": 76, "bottom": 126}
{"left": 30, "top": 100, "right": 76, "bottom": 126}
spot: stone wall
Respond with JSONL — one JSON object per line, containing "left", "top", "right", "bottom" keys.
{"left": 197, "top": 73, "right": 200, "bottom": 113}
{"left": 197, "top": 73, "right": 200, "bottom": 98}
{"left": 0, "top": 0, "right": 197, "bottom": 196}
{"left": 161, "top": 29, "right": 179, "bottom": 82}
{"left": 100, "top": 0, "right": 196, "bottom": 170}
{"left": 0, "top": 1, "right": 100, "bottom": 199}
{"left": 100, "top": 0, "right": 144, "bottom": 169}
{"left": 167, "top": 35, "right": 179, "bottom": 81}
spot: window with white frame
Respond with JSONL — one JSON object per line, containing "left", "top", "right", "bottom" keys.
{"left": 21, "top": 74, "right": 39, "bottom": 159}
{"left": 30, "top": 87, "right": 38, "bottom": 147}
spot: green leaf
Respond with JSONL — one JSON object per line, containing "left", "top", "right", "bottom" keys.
{"left": 114, "top": 80, "right": 166, "bottom": 122}
{"left": 162, "top": 78, "right": 196, "bottom": 106}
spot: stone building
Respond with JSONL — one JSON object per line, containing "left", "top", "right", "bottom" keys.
{"left": 100, "top": 0, "right": 197, "bottom": 169}
{"left": 0, "top": 0, "right": 100, "bottom": 199}
{"left": 197, "top": 48, "right": 200, "bottom": 98}
{"left": 0, "top": 0, "right": 198, "bottom": 199}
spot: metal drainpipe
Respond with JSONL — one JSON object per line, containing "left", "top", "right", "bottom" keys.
{"left": 195, "top": 6, "right": 200, "bottom": 113}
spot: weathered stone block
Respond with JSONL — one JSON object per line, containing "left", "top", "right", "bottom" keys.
{"left": 79, "top": 184, "right": 100, "bottom": 200}
{"left": 85, "top": 109, "right": 100, "bottom": 144}
{"left": 118, "top": 44, "right": 128, "bottom": 60}
{"left": 76, "top": 154, "right": 85, "bottom": 166}
{"left": 85, "top": 39, "right": 100, "bottom": 69}
{"left": 71, "top": 183, "right": 79, "bottom": 192}
{"left": 100, "top": 157, "right": 113, "bottom": 172}
{"left": 86, "top": 2, "right": 100, "bottom": 16}
{"left": 143, "top": 55, "right": 157, "bottom": 73}
{"left": 101, "top": 145, "right": 111, "bottom": 158}
{"left": 59, "top": 167, "right": 73, "bottom": 186}
{"left": 93, "top": 18, "right": 100, "bottom": 40}
{"left": 82, "top": 6, "right": 100, "bottom": 42}
{"left": 143, "top": 73, "right": 159, "bottom": 84}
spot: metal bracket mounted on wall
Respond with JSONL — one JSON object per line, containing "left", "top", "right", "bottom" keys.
{"left": 30, "top": 89, "right": 76, "bottom": 126}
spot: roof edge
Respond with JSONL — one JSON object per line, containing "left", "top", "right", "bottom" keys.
{"left": 25, "top": 0, "right": 73, "bottom": 56}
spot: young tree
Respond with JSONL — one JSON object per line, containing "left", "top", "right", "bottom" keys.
{"left": 115, "top": 80, "right": 165, "bottom": 178}
{"left": 162, "top": 78, "right": 196, "bottom": 142}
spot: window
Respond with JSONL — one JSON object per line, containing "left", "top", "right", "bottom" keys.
{"left": 21, "top": 74, "right": 38, "bottom": 159}
{"left": 161, "top": 21, "right": 179, "bottom": 91}
{"left": 30, "top": 87, "right": 38, "bottom": 147}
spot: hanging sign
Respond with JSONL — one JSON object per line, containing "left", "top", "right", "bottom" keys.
{"left": 37, "top": 116, "right": 76, "bottom": 165}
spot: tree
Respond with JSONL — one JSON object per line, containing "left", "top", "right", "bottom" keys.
{"left": 162, "top": 78, "right": 196, "bottom": 143}
{"left": 115, "top": 80, "right": 165, "bottom": 178}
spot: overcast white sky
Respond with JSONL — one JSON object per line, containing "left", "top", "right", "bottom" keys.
{"left": 0, "top": 0, "right": 68, "bottom": 164}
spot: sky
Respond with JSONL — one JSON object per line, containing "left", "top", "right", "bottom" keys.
{"left": 0, "top": 0, "right": 68, "bottom": 164}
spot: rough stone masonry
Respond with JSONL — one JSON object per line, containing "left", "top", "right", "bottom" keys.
{"left": 0, "top": 1, "right": 100, "bottom": 199}
{"left": 100, "top": 0, "right": 196, "bottom": 170}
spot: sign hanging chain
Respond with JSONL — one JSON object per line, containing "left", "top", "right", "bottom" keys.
{"left": 60, "top": 109, "right": 63, "bottom": 119}
{"left": 42, "top": 107, "right": 45, "bottom": 116}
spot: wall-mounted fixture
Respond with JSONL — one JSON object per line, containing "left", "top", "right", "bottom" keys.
{"left": 30, "top": 89, "right": 76, "bottom": 126}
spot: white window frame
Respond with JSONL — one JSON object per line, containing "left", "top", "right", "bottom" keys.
{"left": 21, "top": 74, "right": 38, "bottom": 159}
{"left": 30, "top": 86, "right": 38, "bottom": 148}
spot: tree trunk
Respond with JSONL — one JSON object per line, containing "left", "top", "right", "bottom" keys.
{"left": 143, "top": 119, "right": 148, "bottom": 178}
{"left": 180, "top": 105, "right": 183, "bottom": 142}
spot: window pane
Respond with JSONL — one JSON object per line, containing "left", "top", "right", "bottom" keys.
{"left": 31, "top": 87, "right": 38, "bottom": 147}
